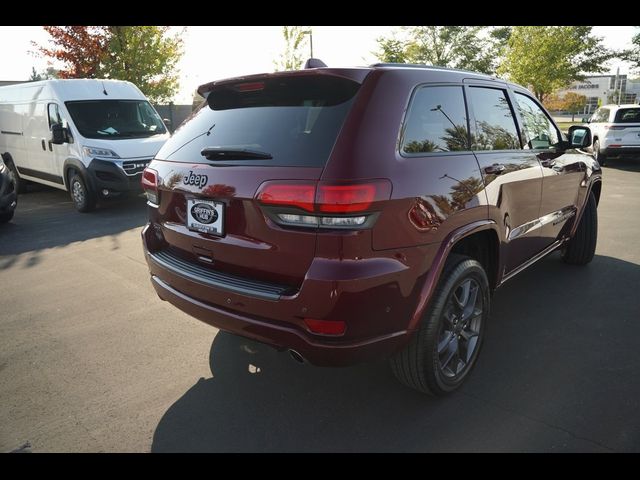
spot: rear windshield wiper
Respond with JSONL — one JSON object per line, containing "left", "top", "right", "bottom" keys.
{"left": 200, "top": 147, "right": 273, "bottom": 160}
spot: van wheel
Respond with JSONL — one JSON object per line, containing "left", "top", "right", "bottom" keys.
{"left": 390, "top": 254, "right": 490, "bottom": 396}
{"left": 69, "top": 173, "right": 96, "bottom": 213}
{"left": 5, "top": 159, "right": 27, "bottom": 194}
{"left": 562, "top": 192, "right": 597, "bottom": 265}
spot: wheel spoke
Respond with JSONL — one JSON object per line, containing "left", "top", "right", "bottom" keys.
{"left": 438, "top": 330, "right": 455, "bottom": 354}
{"left": 462, "top": 284, "right": 479, "bottom": 319}
{"left": 461, "top": 334, "right": 479, "bottom": 362}
{"left": 440, "top": 336, "right": 459, "bottom": 370}
{"left": 459, "top": 329, "right": 478, "bottom": 342}
{"left": 454, "top": 280, "right": 471, "bottom": 309}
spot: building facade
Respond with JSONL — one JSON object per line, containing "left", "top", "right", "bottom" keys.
{"left": 557, "top": 74, "right": 639, "bottom": 115}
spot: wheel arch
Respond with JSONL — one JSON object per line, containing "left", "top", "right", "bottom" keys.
{"left": 63, "top": 158, "right": 89, "bottom": 191}
{"left": 406, "top": 220, "right": 500, "bottom": 332}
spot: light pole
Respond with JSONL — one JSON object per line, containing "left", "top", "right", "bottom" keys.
{"left": 302, "top": 29, "right": 313, "bottom": 58}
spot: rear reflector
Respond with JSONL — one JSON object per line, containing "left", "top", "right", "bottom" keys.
{"left": 304, "top": 318, "right": 346, "bottom": 336}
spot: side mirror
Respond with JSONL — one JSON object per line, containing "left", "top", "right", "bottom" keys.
{"left": 568, "top": 126, "right": 591, "bottom": 149}
{"left": 51, "top": 123, "right": 68, "bottom": 145}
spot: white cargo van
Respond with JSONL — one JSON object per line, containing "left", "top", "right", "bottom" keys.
{"left": 0, "top": 79, "right": 170, "bottom": 212}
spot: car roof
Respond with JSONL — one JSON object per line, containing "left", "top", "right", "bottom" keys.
{"left": 600, "top": 104, "right": 640, "bottom": 110}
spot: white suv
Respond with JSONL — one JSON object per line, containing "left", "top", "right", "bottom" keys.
{"left": 587, "top": 104, "right": 640, "bottom": 166}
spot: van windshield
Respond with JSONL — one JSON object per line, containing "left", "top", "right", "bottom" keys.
{"left": 65, "top": 100, "right": 167, "bottom": 139}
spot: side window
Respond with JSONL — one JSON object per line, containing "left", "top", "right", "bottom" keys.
{"left": 593, "top": 108, "right": 609, "bottom": 123}
{"left": 467, "top": 87, "right": 521, "bottom": 150}
{"left": 514, "top": 93, "right": 560, "bottom": 149}
{"left": 48, "top": 103, "right": 61, "bottom": 128}
{"left": 401, "top": 85, "right": 469, "bottom": 154}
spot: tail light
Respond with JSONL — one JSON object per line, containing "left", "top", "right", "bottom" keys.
{"left": 141, "top": 167, "right": 159, "bottom": 205}
{"left": 256, "top": 180, "right": 391, "bottom": 230}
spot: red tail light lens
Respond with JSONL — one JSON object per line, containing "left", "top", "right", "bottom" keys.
{"left": 141, "top": 168, "right": 159, "bottom": 205}
{"left": 256, "top": 179, "right": 391, "bottom": 229}
{"left": 304, "top": 318, "right": 346, "bottom": 336}
{"left": 256, "top": 182, "right": 315, "bottom": 212}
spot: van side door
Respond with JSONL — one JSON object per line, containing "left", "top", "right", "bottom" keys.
{"left": 465, "top": 83, "right": 546, "bottom": 276}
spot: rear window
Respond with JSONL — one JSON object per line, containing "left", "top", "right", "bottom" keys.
{"left": 157, "top": 75, "right": 360, "bottom": 167}
{"left": 614, "top": 108, "right": 640, "bottom": 123}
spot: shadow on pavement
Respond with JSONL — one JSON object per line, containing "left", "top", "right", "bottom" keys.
{"left": 603, "top": 157, "right": 640, "bottom": 172}
{"left": 0, "top": 184, "right": 147, "bottom": 256}
{"left": 152, "top": 254, "right": 640, "bottom": 452}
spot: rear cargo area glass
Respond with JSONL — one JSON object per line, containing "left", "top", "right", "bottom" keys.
{"left": 160, "top": 76, "right": 360, "bottom": 167}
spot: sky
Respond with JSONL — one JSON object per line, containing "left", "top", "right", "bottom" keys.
{"left": 0, "top": 26, "right": 637, "bottom": 104}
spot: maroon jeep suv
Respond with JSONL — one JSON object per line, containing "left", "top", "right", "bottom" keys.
{"left": 141, "top": 63, "right": 602, "bottom": 395}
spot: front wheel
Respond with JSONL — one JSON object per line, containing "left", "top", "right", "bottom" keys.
{"left": 69, "top": 173, "right": 97, "bottom": 213}
{"left": 390, "top": 254, "right": 490, "bottom": 396}
{"left": 0, "top": 210, "right": 14, "bottom": 223}
{"left": 562, "top": 192, "right": 597, "bottom": 265}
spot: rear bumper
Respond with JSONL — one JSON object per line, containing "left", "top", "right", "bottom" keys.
{"left": 604, "top": 146, "right": 640, "bottom": 158}
{"left": 150, "top": 274, "right": 409, "bottom": 366}
{"left": 142, "top": 223, "right": 428, "bottom": 366}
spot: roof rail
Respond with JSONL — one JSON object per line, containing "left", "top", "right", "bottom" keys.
{"left": 369, "top": 63, "right": 493, "bottom": 77}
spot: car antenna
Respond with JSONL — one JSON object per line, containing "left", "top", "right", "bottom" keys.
{"left": 102, "top": 81, "right": 108, "bottom": 96}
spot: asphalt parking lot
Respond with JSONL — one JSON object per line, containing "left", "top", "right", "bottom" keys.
{"left": 1, "top": 161, "right": 640, "bottom": 452}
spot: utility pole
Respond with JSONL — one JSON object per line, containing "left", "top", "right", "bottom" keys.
{"left": 302, "top": 29, "right": 313, "bottom": 58}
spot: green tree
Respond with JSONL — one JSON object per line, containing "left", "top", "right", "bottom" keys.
{"left": 29, "top": 67, "right": 43, "bottom": 81}
{"left": 101, "top": 26, "right": 183, "bottom": 103}
{"left": 498, "top": 26, "right": 612, "bottom": 103}
{"left": 36, "top": 26, "right": 183, "bottom": 103}
{"left": 375, "top": 26, "right": 510, "bottom": 74}
{"left": 622, "top": 27, "right": 640, "bottom": 72}
{"left": 274, "top": 26, "right": 310, "bottom": 71}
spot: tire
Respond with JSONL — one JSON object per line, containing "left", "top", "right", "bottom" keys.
{"left": 69, "top": 172, "right": 97, "bottom": 213}
{"left": 593, "top": 139, "right": 606, "bottom": 166}
{"left": 562, "top": 192, "right": 597, "bottom": 265}
{"left": 390, "top": 254, "right": 490, "bottom": 396}
{"left": 5, "top": 159, "right": 27, "bottom": 194}
{"left": 0, "top": 210, "right": 14, "bottom": 223}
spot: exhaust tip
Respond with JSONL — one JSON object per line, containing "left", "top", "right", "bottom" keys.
{"left": 288, "top": 349, "right": 306, "bottom": 364}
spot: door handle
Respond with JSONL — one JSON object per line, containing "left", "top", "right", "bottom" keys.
{"left": 484, "top": 163, "right": 506, "bottom": 175}
{"left": 41, "top": 139, "right": 46, "bottom": 150}
{"left": 48, "top": 141, "right": 53, "bottom": 151}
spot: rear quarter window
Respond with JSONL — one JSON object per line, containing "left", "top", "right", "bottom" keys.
{"left": 400, "top": 85, "right": 469, "bottom": 155}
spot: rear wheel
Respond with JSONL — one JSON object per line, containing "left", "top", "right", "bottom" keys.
{"left": 390, "top": 254, "right": 490, "bottom": 395}
{"left": 562, "top": 192, "right": 597, "bottom": 265}
{"left": 593, "top": 139, "right": 606, "bottom": 166}
{"left": 69, "top": 172, "right": 96, "bottom": 213}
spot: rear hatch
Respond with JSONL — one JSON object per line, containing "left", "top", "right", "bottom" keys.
{"left": 608, "top": 107, "right": 640, "bottom": 146}
{"left": 148, "top": 71, "right": 366, "bottom": 290}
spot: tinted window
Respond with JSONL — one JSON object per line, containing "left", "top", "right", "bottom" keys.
{"left": 514, "top": 93, "right": 559, "bottom": 149}
{"left": 65, "top": 100, "right": 166, "bottom": 139}
{"left": 592, "top": 108, "right": 609, "bottom": 123}
{"left": 157, "top": 76, "right": 360, "bottom": 167}
{"left": 48, "top": 103, "right": 61, "bottom": 127}
{"left": 614, "top": 108, "right": 640, "bottom": 123}
{"left": 401, "top": 86, "right": 469, "bottom": 154}
{"left": 468, "top": 87, "right": 520, "bottom": 150}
